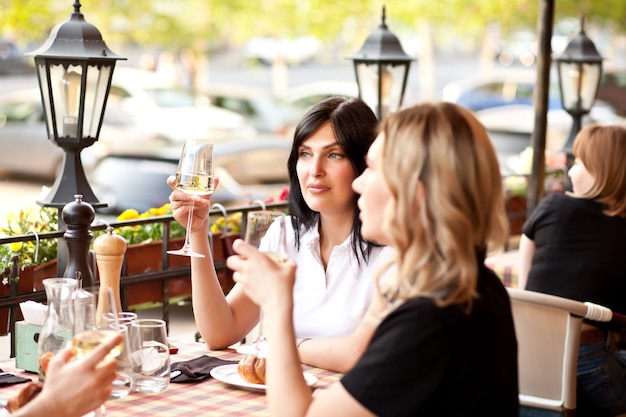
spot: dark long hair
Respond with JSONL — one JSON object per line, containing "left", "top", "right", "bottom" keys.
{"left": 287, "top": 96, "right": 380, "bottom": 264}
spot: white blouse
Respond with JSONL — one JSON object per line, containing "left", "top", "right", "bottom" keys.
{"left": 260, "top": 217, "right": 393, "bottom": 339}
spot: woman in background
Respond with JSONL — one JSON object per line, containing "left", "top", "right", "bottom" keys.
{"left": 519, "top": 124, "right": 626, "bottom": 416}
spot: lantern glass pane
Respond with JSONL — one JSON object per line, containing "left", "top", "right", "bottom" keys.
{"left": 49, "top": 63, "right": 83, "bottom": 138}
{"left": 355, "top": 62, "right": 379, "bottom": 116}
{"left": 559, "top": 61, "right": 602, "bottom": 113}
{"left": 84, "top": 64, "right": 113, "bottom": 138}
{"left": 36, "top": 62, "right": 54, "bottom": 139}
{"left": 384, "top": 63, "right": 409, "bottom": 115}
{"left": 355, "top": 62, "right": 409, "bottom": 119}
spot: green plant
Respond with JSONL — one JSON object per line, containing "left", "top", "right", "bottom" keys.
{"left": 0, "top": 205, "right": 59, "bottom": 279}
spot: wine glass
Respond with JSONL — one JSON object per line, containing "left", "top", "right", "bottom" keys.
{"left": 240, "top": 211, "right": 288, "bottom": 357}
{"left": 167, "top": 139, "right": 215, "bottom": 257}
{"left": 73, "top": 286, "right": 133, "bottom": 416}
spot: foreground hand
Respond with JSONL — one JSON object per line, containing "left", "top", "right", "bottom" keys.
{"left": 31, "top": 333, "right": 123, "bottom": 417}
{"left": 167, "top": 175, "right": 219, "bottom": 232}
{"left": 227, "top": 239, "right": 297, "bottom": 308}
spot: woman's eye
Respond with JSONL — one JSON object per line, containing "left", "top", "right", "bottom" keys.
{"left": 329, "top": 152, "right": 343, "bottom": 159}
{"left": 299, "top": 150, "right": 311, "bottom": 158}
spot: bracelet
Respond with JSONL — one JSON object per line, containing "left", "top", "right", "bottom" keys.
{"left": 296, "top": 338, "right": 312, "bottom": 349}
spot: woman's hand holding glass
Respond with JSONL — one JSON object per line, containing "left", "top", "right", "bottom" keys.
{"left": 72, "top": 286, "right": 133, "bottom": 416}
{"left": 228, "top": 214, "right": 295, "bottom": 359}
{"left": 167, "top": 175, "right": 215, "bottom": 230}
{"left": 167, "top": 139, "right": 216, "bottom": 257}
{"left": 22, "top": 333, "right": 123, "bottom": 417}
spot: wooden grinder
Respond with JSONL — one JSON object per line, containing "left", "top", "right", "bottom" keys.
{"left": 93, "top": 226, "right": 127, "bottom": 314}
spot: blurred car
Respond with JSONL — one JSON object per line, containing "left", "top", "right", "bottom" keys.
{"left": 442, "top": 70, "right": 619, "bottom": 115}
{"left": 284, "top": 80, "right": 359, "bottom": 115}
{"left": 475, "top": 104, "right": 625, "bottom": 166}
{"left": 597, "top": 70, "right": 626, "bottom": 117}
{"left": 243, "top": 36, "right": 323, "bottom": 66}
{"left": 442, "top": 71, "right": 563, "bottom": 111}
{"left": 0, "top": 88, "right": 154, "bottom": 180}
{"left": 495, "top": 30, "right": 538, "bottom": 67}
{"left": 88, "top": 138, "right": 292, "bottom": 214}
{"left": 0, "top": 39, "right": 35, "bottom": 76}
{"left": 204, "top": 84, "right": 301, "bottom": 137}
{"left": 108, "top": 67, "right": 257, "bottom": 143}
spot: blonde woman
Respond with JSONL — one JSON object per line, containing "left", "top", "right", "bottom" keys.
{"left": 227, "top": 102, "right": 518, "bottom": 416}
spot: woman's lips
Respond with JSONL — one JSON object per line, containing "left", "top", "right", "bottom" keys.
{"left": 307, "top": 184, "right": 330, "bottom": 194}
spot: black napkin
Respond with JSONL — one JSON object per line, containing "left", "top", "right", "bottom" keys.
{"left": 0, "top": 369, "right": 32, "bottom": 386}
{"left": 170, "top": 355, "right": 238, "bottom": 383}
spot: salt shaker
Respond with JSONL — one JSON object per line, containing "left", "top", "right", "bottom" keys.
{"left": 93, "top": 226, "right": 127, "bottom": 313}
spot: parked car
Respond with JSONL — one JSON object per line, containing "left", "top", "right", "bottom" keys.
{"left": 442, "top": 70, "right": 619, "bottom": 116}
{"left": 204, "top": 84, "right": 301, "bottom": 137}
{"left": 475, "top": 104, "right": 625, "bottom": 165}
{"left": 0, "top": 40, "right": 35, "bottom": 76}
{"left": 0, "top": 88, "right": 154, "bottom": 180}
{"left": 442, "top": 71, "right": 563, "bottom": 111}
{"left": 495, "top": 30, "right": 538, "bottom": 67}
{"left": 597, "top": 69, "right": 626, "bottom": 117}
{"left": 88, "top": 138, "right": 292, "bottom": 214}
{"left": 242, "top": 36, "right": 323, "bottom": 66}
{"left": 284, "top": 80, "right": 359, "bottom": 115}
{"left": 108, "top": 67, "right": 257, "bottom": 144}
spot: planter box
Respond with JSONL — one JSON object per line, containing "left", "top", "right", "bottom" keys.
{"left": 0, "top": 265, "right": 38, "bottom": 336}
{"left": 506, "top": 196, "right": 527, "bottom": 236}
{"left": 123, "top": 234, "right": 237, "bottom": 308}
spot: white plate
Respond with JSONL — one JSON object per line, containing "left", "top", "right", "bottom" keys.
{"left": 210, "top": 364, "right": 318, "bottom": 392}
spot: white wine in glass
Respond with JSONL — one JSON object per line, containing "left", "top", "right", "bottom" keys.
{"left": 168, "top": 140, "right": 215, "bottom": 257}
{"left": 72, "top": 329, "right": 122, "bottom": 359}
{"left": 73, "top": 286, "right": 133, "bottom": 414}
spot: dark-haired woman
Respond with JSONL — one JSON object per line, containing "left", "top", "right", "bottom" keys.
{"left": 168, "top": 97, "right": 392, "bottom": 372}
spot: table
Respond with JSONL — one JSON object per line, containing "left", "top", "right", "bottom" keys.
{"left": 0, "top": 339, "right": 341, "bottom": 416}
{"left": 485, "top": 250, "right": 520, "bottom": 288}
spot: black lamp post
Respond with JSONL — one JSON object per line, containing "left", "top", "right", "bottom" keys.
{"left": 349, "top": 6, "right": 414, "bottom": 120}
{"left": 554, "top": 16, "right": 603, "bottom": 169}
{"left": 26, "top": 0, "right": 125, "bottom": 209}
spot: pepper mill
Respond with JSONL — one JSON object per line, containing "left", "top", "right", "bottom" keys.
{"left": 93, "top": 226, "right": 127, "bottom": 314}
{"left": 62, "top": 194, "right": 95, "bottom": 287}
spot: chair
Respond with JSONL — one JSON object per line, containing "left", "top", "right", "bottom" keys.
{"left": 506, "top": 288, "right": 626, "bottom": 417}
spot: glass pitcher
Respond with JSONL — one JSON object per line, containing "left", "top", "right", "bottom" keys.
{"left": 37, "top": 278, "right": 76, "bottom": 380}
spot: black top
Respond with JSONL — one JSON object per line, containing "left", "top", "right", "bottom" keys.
{"left": 523, "top": 193, "right": 626, "bottom": 315}
{"left": 341, "top": 262, "right": 519, "bottom": 416}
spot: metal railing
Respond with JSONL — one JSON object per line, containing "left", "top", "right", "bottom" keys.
{"left": 0, "top": 200, "right": 288, "bottom": 357}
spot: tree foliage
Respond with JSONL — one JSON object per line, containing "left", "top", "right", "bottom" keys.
{"left": 1, "top": 0, "right": 624, "bottom": 55}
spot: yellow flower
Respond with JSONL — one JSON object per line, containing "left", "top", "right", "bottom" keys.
{"left": 117, "top": 209, "right": 140, "bottom": 221}
{"left": 9, "top": 242, "right": 22, "bottom": 252}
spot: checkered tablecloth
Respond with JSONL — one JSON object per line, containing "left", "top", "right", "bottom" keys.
{"left": 0, "top": 339, "right": 341, "bottom": 417}
{"left": 485, "top": 250, "right": 520, "bottom": 288}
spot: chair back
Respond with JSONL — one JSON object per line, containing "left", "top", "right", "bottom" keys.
{"left": 506, "top": 288, "right": 586, "bottom": 413}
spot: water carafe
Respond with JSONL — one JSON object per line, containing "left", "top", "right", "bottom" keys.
{"left": 36, "top": 278, "right": 76, "bottom": 380}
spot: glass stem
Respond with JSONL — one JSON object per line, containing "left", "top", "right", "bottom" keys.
{"left": 183, "top": 201, "right": 194, "bottom": 249}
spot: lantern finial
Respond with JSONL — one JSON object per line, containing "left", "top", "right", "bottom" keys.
{"left": 380, "top": 6, "right": 387, "bottom": 29}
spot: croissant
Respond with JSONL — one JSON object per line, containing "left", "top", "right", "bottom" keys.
{"left": 237, "top": 354, "right": 266, "bottom": 384}
{"left": 5, "top": 381, "right": 43, "bottom": 412}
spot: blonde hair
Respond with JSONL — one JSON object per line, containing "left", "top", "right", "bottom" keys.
{"left": 377, "top": 102, "right": 509, "bottom": 308}
{"left": 573, "top": 124, "right": 626, "bottom": 217}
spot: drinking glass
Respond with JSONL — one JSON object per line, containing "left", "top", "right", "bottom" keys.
{"left": 73, "top": 286, "right": 133, "bottom": 415}
{"left": 242, "top": 211, "right": 288, "bottom": 357}
{"left": 130, "top": 319, "right": 170, "bottom": 393}
{"left": 168, "top": 139, "right": 215, "bottom": 257}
